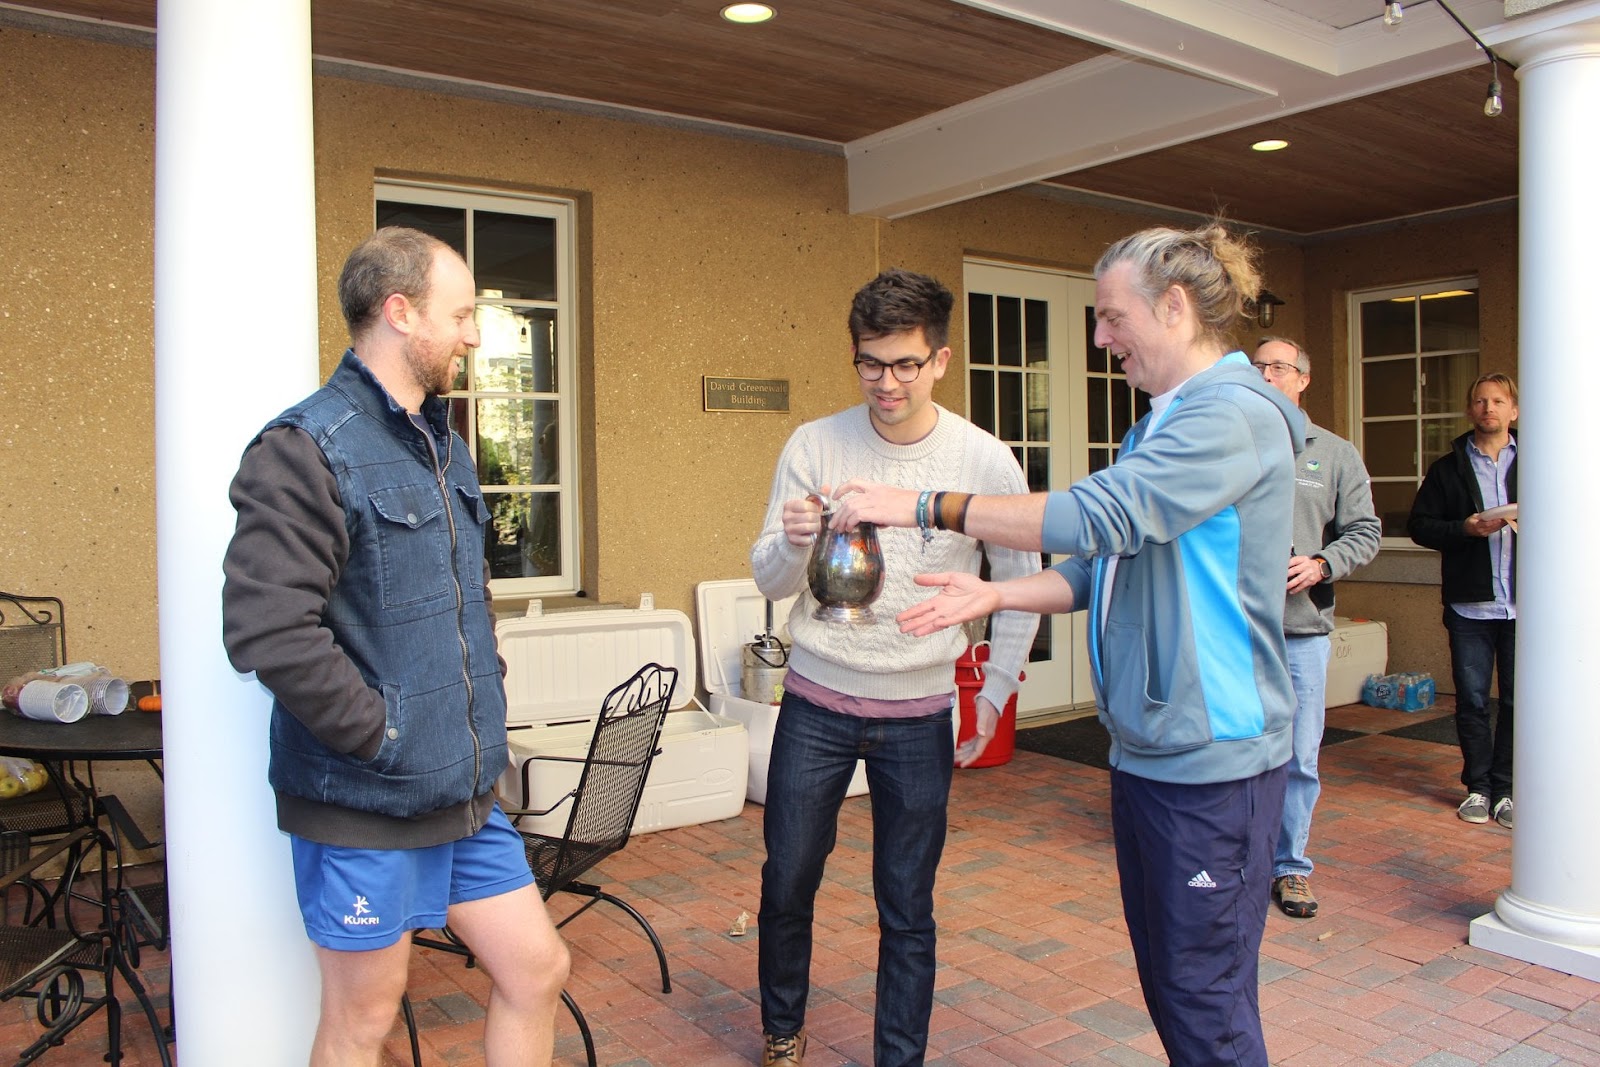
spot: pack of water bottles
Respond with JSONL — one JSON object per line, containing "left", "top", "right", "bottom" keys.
{"left": 1361, "top": 671, "right": 1436, "bottom": 712}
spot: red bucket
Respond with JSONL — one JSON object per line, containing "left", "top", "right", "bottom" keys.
{"left": 955, "top": 642, "right": 1021, "bottom": 768}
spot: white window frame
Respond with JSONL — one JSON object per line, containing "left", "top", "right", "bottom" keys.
{"left": 1349, "top": 276, "right": 1479, "bottom": 548}
{"left": 375, "top": 179, "right": 582, "bottom": 597}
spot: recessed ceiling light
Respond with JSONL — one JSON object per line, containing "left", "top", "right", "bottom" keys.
{"left": 721, "top": 3, "right": 776, "bottom": 23}
{"left": 1251, "top": 139, "right": 1290, "bottom": 152}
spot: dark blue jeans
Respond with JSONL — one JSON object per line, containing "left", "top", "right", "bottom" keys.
{"left": 758, "top": 691, "right": 954, "bottom": 1067}
{"left": 1443, "top": 608, "right": 1515, "bottom": 803}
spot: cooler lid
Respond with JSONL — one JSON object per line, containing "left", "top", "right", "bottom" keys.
{"left": 694, "top": 579, "right": 798, "bottom": 699}
{"left": 497, "top": 594, "right": 697, "bottom": 726}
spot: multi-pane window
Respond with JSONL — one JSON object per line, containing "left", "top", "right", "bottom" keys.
{"left": 967, "top": 293, "right": 1051, "bottom": 492}
{"left": 1353, "top": 279, "right": 1479, "bottom": 539}
{"left": 966, "top": 291, "right": 1053, "bottom": 662}
{"left": 375, "top": 181, "right": 579, "bottom": 596}
{"left": 1083, "top": 306, "right": 1149, "bottom": 473}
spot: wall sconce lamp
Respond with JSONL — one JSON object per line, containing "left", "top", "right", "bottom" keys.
{"left": 1254, "top": 290, "right": 1286, "bottom": 329}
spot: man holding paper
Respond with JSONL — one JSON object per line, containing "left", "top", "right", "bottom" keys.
{"left": 1407, "top": 373, "right": 1519, "bottom": 829}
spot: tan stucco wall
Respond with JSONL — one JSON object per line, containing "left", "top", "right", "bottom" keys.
{"left": 1, "top": 28, "right": 157, "bottom": 677}
{"left": 0, "top": 25, "right": 1509, "bottom": 692}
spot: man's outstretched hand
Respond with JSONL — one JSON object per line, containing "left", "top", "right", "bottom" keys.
{"left": 897, "top": 571, "right": 1000, "bottom": 637}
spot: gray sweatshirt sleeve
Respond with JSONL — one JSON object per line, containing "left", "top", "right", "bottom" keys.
{"left": 221, "top": 426, "right": 387, "bottom": 760}
{"left": 751, "top": 425, "right": 818, "bottom": 601}
{"left": 1320, "top": 437, "right": 1382, "bottom": 578}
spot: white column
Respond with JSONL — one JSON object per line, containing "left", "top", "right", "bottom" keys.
{"left": 1469, "top": 19, "right": 1600, "bottom": 981}
{"left": 154, "top": 1, "right": 322, "bottom": 1059}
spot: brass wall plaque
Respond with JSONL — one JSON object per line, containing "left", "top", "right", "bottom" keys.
{"left": 703, "top": 376, "right": 790, "bottom": 413}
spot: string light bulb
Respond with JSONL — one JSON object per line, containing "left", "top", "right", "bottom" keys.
{"left": 1414, "top": 0, "right": 1517, "bottom": 120}
{"left": 1383, "top": 0, "right": 1404, "bottom": 26}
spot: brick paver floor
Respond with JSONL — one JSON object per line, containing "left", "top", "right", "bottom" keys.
{"left": 6, "top": 700, "right": 1597, "bottom": 1065}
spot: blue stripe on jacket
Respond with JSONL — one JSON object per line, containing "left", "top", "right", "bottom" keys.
{"left": 1176, "top": 504, "right": 1266, "bottom": 740}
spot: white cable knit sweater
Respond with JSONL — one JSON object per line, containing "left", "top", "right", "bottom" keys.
{"left": 750, "top": 404, "right": 1040, "bottom": 711}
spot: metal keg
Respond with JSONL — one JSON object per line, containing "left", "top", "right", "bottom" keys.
{"left": 741, "top": 597, "right": 789, "bottom": 704}
{"left": 741, "top": 633, "right": 788, "bottom": 704}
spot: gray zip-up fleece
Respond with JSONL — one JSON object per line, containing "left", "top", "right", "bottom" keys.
{"left": 1285, "top": 421, "right": 1381, "bottom": 636}
{"left": 1043, "top": 351, "right": 1305, "bottom": 785}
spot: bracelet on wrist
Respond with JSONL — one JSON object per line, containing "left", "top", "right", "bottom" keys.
{"left": 934, "top": 495, "right": 972, "bottom": 537}
{"left": 916, "top": 489, "right": 935, "bottom": 550}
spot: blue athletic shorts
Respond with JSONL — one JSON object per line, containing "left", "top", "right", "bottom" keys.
{"left": 291, "top": 805, "right": 535, "bottom": 951}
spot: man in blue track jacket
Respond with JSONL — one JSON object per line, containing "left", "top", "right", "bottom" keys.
{"left": 834, "top": 222, "right": 1303, "bottom": 1067}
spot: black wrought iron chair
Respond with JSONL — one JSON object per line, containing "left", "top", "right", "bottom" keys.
{"left": 103, "top": 685, "right": 170, "bottom": 973}
{"left": 101, "top": 785, "right": 172, "bottom": 1052}
{"left": 405, "top": 661, "right": 679, "bottom": 1067}
{"left": 0, "top": 593, "right": 92, "bottom": 844}
{"left": 0, "top": 596, "right": 172, "bottom": 1064}
{"left": 0, "top": 824, "right": 168, "bottom": 1066}
{"left": 0, "top": 592, "right": 66, "bottom": 691}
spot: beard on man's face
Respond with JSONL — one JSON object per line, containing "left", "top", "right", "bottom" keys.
{"left": 404, "top": 336, "right": 458, "bottom": 399}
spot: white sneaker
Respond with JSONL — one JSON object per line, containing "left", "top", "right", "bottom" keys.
{"left": 1492, "top": 797, "right": 1513, "bottom": 829}
{"left": 1457, "top": 793, "right": 1490, "bottom": 823}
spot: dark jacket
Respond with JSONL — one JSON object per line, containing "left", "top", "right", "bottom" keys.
{"left": 222, "top": 350, "right": 506, "bottom": 849}
{"left": 1407, "top": 429, "right": 1517, "bottom": 606}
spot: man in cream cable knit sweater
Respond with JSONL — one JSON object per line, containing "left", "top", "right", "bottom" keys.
{"left": 749, "top": 269, "right": 1039, "bottom": 1067}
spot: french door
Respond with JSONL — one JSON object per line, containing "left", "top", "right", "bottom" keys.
{"left": 963, "top": 260, "right": 1108, "bottom": 716}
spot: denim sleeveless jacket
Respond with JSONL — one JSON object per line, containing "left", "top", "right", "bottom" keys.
{"left": 261, "top": 351, "right": 507, "bottom": 821}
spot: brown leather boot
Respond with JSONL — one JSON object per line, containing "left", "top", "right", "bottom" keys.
{"left": 1272, "top": 874, "right": 1318, "bottom": 918}
{"left": 762, "top": 1030, "right": 807, "bottom": 1066}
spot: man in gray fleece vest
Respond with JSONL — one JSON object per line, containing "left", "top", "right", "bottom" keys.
{"left": 1252, "top": 338, "right": 1380, "bottom": 920}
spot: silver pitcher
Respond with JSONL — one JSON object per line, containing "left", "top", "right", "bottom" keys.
{"left": 808, "top": 509, "right": 885, "bottom": 623}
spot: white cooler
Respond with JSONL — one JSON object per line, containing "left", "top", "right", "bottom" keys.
{"left": 695, "top": 579, "right": 868, "bottom": 804}
{"left": 1325, "top": 616, "right": 1389, "bottom": 708}
{"left": 495, "top": 595, "right": 748, "bottom": 835}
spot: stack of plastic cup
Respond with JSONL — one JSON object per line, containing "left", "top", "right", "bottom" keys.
{"left": 16, "top": 679, "right": 90, "bottom": 723}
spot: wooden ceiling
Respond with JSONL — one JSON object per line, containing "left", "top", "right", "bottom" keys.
{"left": 13, "top": 0, "right": 1518, "bottom": 236}
{"left": 25, "top": 0, "right": 1108, "bottom": 141}
{"left": 1056, "top": 66, "right": 1519, "bottom": 234}
{"left": 308, "top": 0, "right": 1112, "bottom": 142}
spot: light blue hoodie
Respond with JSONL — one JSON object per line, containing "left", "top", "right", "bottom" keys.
{"left": 1045, "top": 351, "right": 1305, "bottom": 785}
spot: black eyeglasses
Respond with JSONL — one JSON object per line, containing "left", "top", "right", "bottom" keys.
{"left": 1251, "top": 360, "right": 1305, "bottom": 379}
{"left": 854, "top": 352, "right": 935, "bottom": 384}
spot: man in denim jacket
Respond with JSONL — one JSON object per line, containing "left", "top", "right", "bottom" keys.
{"left": 223, "top": 228, "right": 568, "bottom": 1066}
